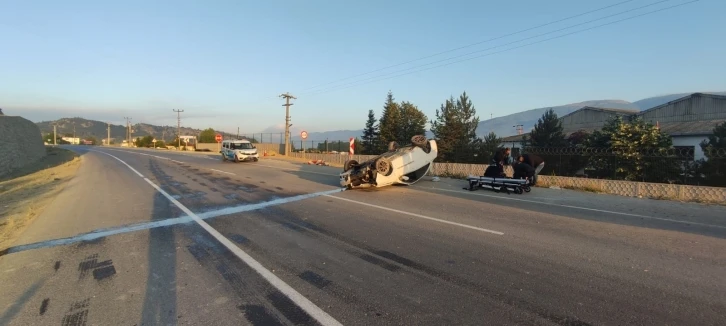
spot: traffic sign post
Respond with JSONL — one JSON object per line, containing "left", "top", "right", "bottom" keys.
{"left": 215, "top": 134, "right": 222, "bottom": 152}
{"left": 349, "top": 137, "right": 355, "bottom": 156}
{"left": 301, "top": 131, "right": 308, "bottom": 159}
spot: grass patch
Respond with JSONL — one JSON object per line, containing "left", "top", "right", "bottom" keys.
{"left": 0, "top": 147, "right": 81, "bottom": 251}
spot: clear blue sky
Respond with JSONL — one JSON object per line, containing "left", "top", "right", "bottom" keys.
{"left": 1, "top": 0, "right": 724, "bottom": 134}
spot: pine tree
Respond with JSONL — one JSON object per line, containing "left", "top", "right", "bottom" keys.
{"left": 456, "top": 92, "right": 480, "bottom": 147}
{"left": 361, "top": 110, "right": 379, "bottom": 154}
{"left": 430, "top": 92, "right": 481, "bottom": 162}
{"left": 478, "top": 132, "right": 502, "bottom": 163}
{"left": 526, "top": 108, "right": 566, "bottom": 147}
{"left": 378, "top": 91, "right": 401, "bottom": 150}
{"left": 430, "top": 96, "right": 460, "bottom": 162}
{"left": 398, "top": 101, "right": 427, "bottom": 142}
{"left": 698, "top": 122, "right": 726, "bottom": 185}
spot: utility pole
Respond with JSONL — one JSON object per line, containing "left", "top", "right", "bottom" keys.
{"left": 237, "top": 127, "right": 239, "bottom": 140}
{"left": 173, "top": 109, "right": 184, "bottom": 149}
{"left": 107, "top": 122, "right": 111, "bottom": 146}
{"left": 279, "top": 92, "right": 296, "bottom": 155}
{"left": 123, "top": 117, "right": 132, "bottom": 146}
{"left": 513, "top": 124, "right": 524, "bottom": 135}
{"left": 53, "top": 124, "right": 57, "bottom": 145}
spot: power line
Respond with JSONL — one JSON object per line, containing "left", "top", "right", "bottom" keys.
{"left": 299, "top": 0, "right": 638, "bottom": 92}
{"left": 302, "top": 0, "right": 677, "bottom": 96}
{"left": 304, "top": 0, "right": 698, "bottom": 97}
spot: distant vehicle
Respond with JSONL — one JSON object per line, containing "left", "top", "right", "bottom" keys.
{"left": 340, "top": 135, "right": 437, "bottom": 189}
{"left": 220, "top": 139, "right": 259, "bottom": 162}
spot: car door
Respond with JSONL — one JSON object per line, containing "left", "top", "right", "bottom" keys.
{"left": 222, "top": 141, "right": 229, "bottom": 157}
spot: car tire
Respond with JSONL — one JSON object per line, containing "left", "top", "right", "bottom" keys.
{"left": 344, "top": 159, "right": 358, "bottom": 172}
{"left": 388, "top": 141, "right": 398, "bottom": 152}
{"left": 375, "top": 157, "right": 393, "bottom": 176}
{"left": 411, "top": 135, "right": 430, "bottom": 153}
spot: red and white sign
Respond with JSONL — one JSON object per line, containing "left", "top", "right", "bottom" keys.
{"left": 349, "top": 137, "right": 355, "bottom": 155}
{"left": 215, "top": 134, "right": 222, "bottom": 142}
{"left": 301, "top": 131, "right": 308, "bottom": 140}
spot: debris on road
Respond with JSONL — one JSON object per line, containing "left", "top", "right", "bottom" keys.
{"left": 308, "top": 159, "right": 329, "bottom": 166}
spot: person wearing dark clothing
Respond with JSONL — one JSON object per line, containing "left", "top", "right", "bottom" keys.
{"left": 513, "top": 161, "right": 535, "bottom": 180}
{"left": 484, "top": 164, "right": 505, "bottom": 178}
{"left": 518, "top": 153, "right": 545, "bottom": 185}
{"left": 493, "top": 147, "right": 514, "bottom": 165}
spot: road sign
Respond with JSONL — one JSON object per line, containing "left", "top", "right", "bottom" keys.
{"left": 349, "top": 137, "right": 355, "bottom": 156}
{"left": 301, "top": 131, "right": 308, "bottom": 139}
{"left": 215, "top": 134, "right": 222, "bottom": 142}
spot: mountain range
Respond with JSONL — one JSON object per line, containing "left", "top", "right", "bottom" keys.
{"left": 35, "top": 118, "right": 204, "bottom": 143}
{"left": 287, "top": 91, "right": 726, "bottom": 141}
{"left": 31, "top": 91, "right": 726, "bottom": 142}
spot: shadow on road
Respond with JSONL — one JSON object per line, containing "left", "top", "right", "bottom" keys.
{"left": 140, "top": 161, "right": 178, "bottom": 325}
{"left": 0, "top": 280, "right": 45, "bottom": 325}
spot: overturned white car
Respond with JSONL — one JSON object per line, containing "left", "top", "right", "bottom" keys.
{"left": 340, "top": 135, "right": 438, "bottom": 189}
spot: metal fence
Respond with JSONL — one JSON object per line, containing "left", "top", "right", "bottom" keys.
{"left": 509, "top": 147, "right": 725, "bottom": 187}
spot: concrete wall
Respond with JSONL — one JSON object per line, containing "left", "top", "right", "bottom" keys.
{"left": 196, "top": 142, "right": 284, "bottom": 155}
{"left": 0, "top": 116, "right": 47, "bottom": 177}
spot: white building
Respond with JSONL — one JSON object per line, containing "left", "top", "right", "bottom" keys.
{"left": 61, "top": 137, "right": 80, "bottom": 145}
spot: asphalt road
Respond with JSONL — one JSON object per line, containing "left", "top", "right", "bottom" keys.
{"left": 1, "top": 146, "right": 724, "bottom": 326}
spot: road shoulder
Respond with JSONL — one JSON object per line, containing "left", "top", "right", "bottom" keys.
{"left": 0, "top": 147, "right": 80, "bottom": 252}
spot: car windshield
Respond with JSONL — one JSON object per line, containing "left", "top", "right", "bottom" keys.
{"left": 230, "top": 142, "right": 254, "bottom": 150}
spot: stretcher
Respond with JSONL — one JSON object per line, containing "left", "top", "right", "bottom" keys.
{"left": 464, "top": 175, "right": 531, "bottom": 194}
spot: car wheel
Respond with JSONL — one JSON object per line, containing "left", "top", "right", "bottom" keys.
{"left": 375, "top": 157, "right": 393, "bottom": 176}
{"left": 411, "top": 135, "right": 430, "bottom": 153}
{"left": 411, "top": 135, "right": 427, "bottom": 147}
{"left": 344, "top": 159, "right": 358, "bottom": 172}
{"left": 388, "top": 141, "right": 398, "bottom": 152}
{"left": 234, "top": 156, "right": 239, "bottom": 163}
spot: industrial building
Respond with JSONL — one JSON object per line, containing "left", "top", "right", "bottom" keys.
{"left": 501, "top": 93, "right": 726, "bottom": 160}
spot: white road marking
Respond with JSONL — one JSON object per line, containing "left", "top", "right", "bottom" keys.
{"left": 95, "top": 150, "right": 144, "bottom": 177}
{"left": 256, "top": 163, "right": 339, "bottom": 176}
{"left": 210, "top": 168, "right": 235, "bottom": 175}
{"left": 424, "top": 187, "right": 726, "bottom": 229}
{"left": 88, "top": 150, "right": 344, "bottom": 326}
{"left": 2, "top": 188, "right": 343, "bottom": 255}
{"left": 325, "top": 195, "right": 504, "bottom": 235}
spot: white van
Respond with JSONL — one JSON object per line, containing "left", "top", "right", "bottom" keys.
{"left": 220, "top": 139, "right": 259, "bottom": 162}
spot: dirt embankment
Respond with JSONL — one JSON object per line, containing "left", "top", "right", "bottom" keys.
{"left": 0, "top": 147, "right": 80, "bottom": 251}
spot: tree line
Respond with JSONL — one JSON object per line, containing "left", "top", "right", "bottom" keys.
{"left": 360, "top": 91, "right": 502, "bottom": 163}
{"left": 359, "top": 91, "right": 725, "bottom": 186}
